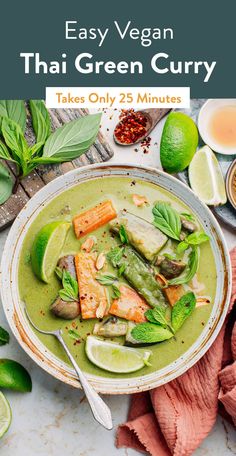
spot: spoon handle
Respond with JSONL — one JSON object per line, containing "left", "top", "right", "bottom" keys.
{"left": 56, "top": 331, "right": 113, "bottom": 430}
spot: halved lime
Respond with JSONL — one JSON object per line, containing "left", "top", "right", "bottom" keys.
{"left": 86, "top": 336, "right": 151, "bottom": 373}
{"left": 0, "top": 359, "right": 32, "bottom": 392}
{"left": 31, "top": 221, "right": 70, "bottom": 283}
{"left": 160, "top": 112, "right": 198, "bottom": 173}
{"left": 189, "top": 146, "right": 227, "bottom": 206}
{"left": 0, "top": 392, "right": 11, "bottom": 438}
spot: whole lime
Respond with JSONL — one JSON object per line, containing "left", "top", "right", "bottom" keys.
{"left": 0, "top": 359, "right": 32, "bottom": 392}
{"left": 160, "top": 112, "right": 198, "bottom": 173}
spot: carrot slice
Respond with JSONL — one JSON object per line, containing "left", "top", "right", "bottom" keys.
{"left": 109, "top": 285, "right": 150, "bottom": 323}
{"left": 75, "top": 252, "right": 108, "bottom": 319}
{"left": 73, "top": 200, "right": 117, "bottom": 238}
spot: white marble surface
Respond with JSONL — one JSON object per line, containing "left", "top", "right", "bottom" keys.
{"left": 0, "top": 109, "right": 235, "bottom": 456}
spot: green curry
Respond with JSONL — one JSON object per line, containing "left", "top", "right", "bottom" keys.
{"left": 18, "top": 176, "right": 216, "bottom": 378}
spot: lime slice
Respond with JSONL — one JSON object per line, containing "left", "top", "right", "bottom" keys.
{"left": 160, "top": 112, "right": 198, "bottom": 173}
{"left": 86, "top": 336, "right": 152, "bottom": 373}
{"left": 31, "top": 221, "right": 70, "bottom": 283}
{"left": 0, "top": 392, "right": 11, "bottom": 438}
{"left": 189, "top": 146, "right": 227, "bottom": 206}
{"left": 0, "top": 359, "right": 32, "bottom": 392}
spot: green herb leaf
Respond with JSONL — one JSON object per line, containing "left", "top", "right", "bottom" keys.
{"left": 181, "top": 213, "right": 195, "bottom": 222}
{"left": 171, "top": 292, "right": 196, "bottom": 332}
{"left": 185, "top": 232, "right": 210, "bottom": 245}
{"left": 0, "top": 100, "right": 26, "bottom": 132}
{"left": 29, "top": 141, "right": 44, "bottom": 158}
{"left": 112, "top": 284, "right": 121, "bottom": 298}
{"left": 119, "top": 225, "right": 129, "bottom": 244}
{"left": 0, "top": 163, "right": 13, "bottom": 204}
{"left": 42, "top": 113, "right": 102, "bottom": 161}
{"left": 0, "top": 141, "right": 15, "bottom": 162}
{"left": 145, "top": 307, "right": 167, "bottom": 327}
{"left": 29, "top": 100, "right": 51, "bottom": 143}
{"left": 163, "top": 253, "right": 176, "bottom": 260}
{"left": 58, "top": 270, "right": 78, "bottom": 302}
{"left": 118, "top": 263, "right": 126, "bottom": 276}
{"left": 131, "top": 323, "right": 173, "bottom": 343}
{"left": 1, "top": 118, "right": 28, "bottom": 161}
{"left": 152, "top": 202, "right": 181, "bottom": 240}
{"left": 68, "top": 329, "right": 80, "bottom": 340}
{"left": 0, "top": 326, "right": 10, "bottom": 346}
{"left": 176, "top": 241, "right": 189, "bottom": 254}
{"left": 96, "top": 273, "right": 117, "bottom": 286}
{"left": 169, "top": 247, "right": 199, "bottom": 285}
{"left": 107, "top": 246, "right": 124, "bottom": 267}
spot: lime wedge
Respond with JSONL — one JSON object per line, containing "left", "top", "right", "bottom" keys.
{"left": 189, "top": 146, "right": 227, "bottom": 206}
{"left": 0, "top": 359, "right": 32, "bottom": 392}
{"left": 31, "top": 221, "right": 70, "bottom": 283}
{"left": 0, "top": 392, "right": 11, "bottom": 438}
{"left": 86, "top": 336, "right": 152, "bottom": 373}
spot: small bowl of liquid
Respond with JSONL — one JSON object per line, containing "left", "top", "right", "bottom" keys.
{"left": 198, "top": 99, "right": 236, "bottom": 155}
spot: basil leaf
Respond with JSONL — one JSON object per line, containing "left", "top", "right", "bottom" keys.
{"left": 62, "top": 270, "right": 78, "bottom": 299}
{"left": 0, "top": 326, "right": 10, "bottom": 345}
{"left": 42, "top": 113, "right": 102, "bottom": 160}
{"left": 152, "top": 202, "right": 181, "bottom": 240}
{"left": 29, "top": 100, "right": 51, "bottom": 143}
{"left": 112, "top": 284, "right": 121, "bottom": 298}
{"left": 0, "top": 163, "right": 13, "bottom": 204}
{"left": 119, "top": 225, "right": 128, "bottom": 244}
{"left": 59, "top": 289, "right": 76, "bottom": 302}
{"left": 107, "top": 246, "right": 124, "bottom": 267}
{"left": 176, "top": 241, "right": 189, "bottom": 254}
{"left": 145, "top": 307, "right": 167, "bottom": 327}
{"left": 0, "top": 100, "right": 26, "bottom": 132}
{"left": 131, "top": 323, "right": 173, "bottom": 343}
{"left": 1, "top": 118, "right": 29, "bottom": 160}
{"left": 169, "top": 247, "right": 199, "bottom": 285}
{"left": 171, "top": 292, "right": 196, "bottom": 332}
{"left": 68, "top": 329, "right": 80, "bottom": 340}
{"left": 180, "top": 212, "right": 195, "bottom": 222}
{"left": 29, "top": 141, "right": 44, "bottom": 158}
{"left": 185, "top": 232, "right": 210, "bottom": 245}
{"left": 96, "top": 273, "right": 117, "bottom": 286}
{"left": 118, "top": 263, "right": 126, "bottom": 276}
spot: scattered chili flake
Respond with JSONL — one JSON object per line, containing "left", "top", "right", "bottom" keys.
{"left": 114, "top": 109, "right": 148, "bottom": 144}
{"left": 141, "top": 136, "right": 151, "bottom": 154}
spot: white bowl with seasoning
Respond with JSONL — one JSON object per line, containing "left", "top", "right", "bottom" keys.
{"left": 198, "top": 99, "right": 236, "bottom": 155}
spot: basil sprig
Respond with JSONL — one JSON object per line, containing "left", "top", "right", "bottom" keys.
{"left": 177, "top": 232, "right": 210, "bottom": 254}
{"left": 0, "top": 100, "right": 101, "bottom": 192}
{"left": 59, "top": 270, "right": 79, "bottom": 302}
{"left": 152, "top": 202, "right": 181, "bottom": 240}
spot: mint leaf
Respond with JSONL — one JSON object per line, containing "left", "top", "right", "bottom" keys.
{"left": 59, "top": 270, "right": 78, "bottom": 302}
{"left": 107, "top": 246, "right": 124, "bottom": 267}
{"left": 171, "top": 292, "right": 196, "bottom": 332}
{"left": 152, "top": 202, "right": 181, "bottom": 240}
{"left": 131, "top": 323, "right": 173, "bottom": 343}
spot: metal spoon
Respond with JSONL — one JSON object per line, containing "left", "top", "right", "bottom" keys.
{"left": 114, "top": 108, "right": 171, "bottom": 146}
{"left": 24, "top": 306, "right": 113, "bottom": 430}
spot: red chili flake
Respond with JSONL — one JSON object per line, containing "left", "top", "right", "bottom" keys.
{"left": 141, "top": 136, "right": 151, "bottom": 154}
{"left": 114, "top": 109, "right": 148, "bottom": 144}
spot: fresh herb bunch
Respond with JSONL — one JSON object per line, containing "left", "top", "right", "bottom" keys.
{"left": 0, "top": 100, "right": 101, "bottom": 192}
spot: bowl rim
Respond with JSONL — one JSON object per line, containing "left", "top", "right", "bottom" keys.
{"left": 198, "top": 98, "right": 236, "bottom": 155}
{"left": 0, "top": 163, "right": 232, "bottom": 394}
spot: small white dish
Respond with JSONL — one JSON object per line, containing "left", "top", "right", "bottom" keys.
{"left": 198, "top": 99, "right": 236, "bottom": 155}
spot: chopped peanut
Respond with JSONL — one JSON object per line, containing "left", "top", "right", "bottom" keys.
{"left": 81, "top": 237, "right": 94, "bottom": 253}
{"left": 132, "top": 194, "right": 148, "bottom": 207}
{"left": 95, "top": 252, "right": 106, "bottom": 270}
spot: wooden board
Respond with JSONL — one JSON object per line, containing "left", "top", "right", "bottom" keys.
{"left": 0, "top": 107, "right": 114, "bottom": 230}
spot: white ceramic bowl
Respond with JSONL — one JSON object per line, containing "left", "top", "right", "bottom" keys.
{"left": 0, "top": 164, "right": 232, "bottom": 394}
{"left": 198, "top": 99, "right": 236, "bottom": 155}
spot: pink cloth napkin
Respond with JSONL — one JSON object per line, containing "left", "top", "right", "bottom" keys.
{"left": 117, "top": 247, "right": 236, "bottom": 456}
